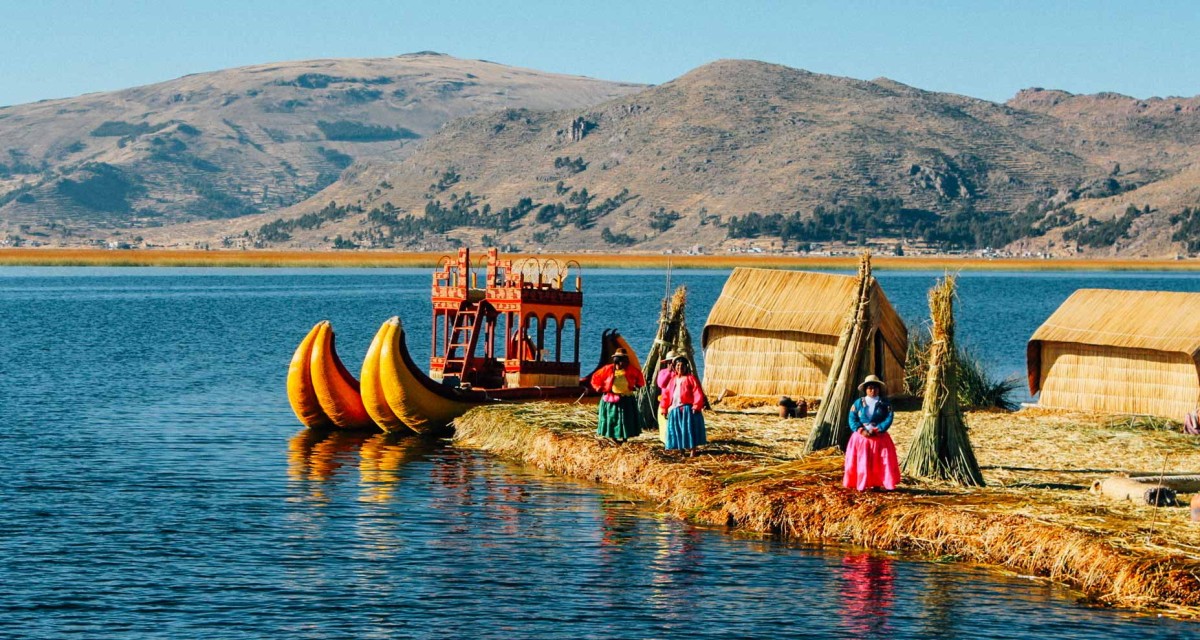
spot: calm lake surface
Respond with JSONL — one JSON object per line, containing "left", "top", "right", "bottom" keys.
{"left": 2, "top": 266, "right": 1198, "bottom": 638}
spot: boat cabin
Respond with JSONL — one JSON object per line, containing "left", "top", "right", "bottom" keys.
{"left": 429, "top": 248, "right": 583, "bottom": 390}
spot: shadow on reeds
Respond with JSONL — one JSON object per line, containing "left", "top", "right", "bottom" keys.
{"left": 983, "top": 465, "right": 1174, "bottom": 476}
{"left": 1005, "top": 482, "right": 1089, "bottom": 491}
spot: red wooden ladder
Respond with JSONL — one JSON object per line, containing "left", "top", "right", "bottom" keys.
{"left": 442, "top": 304, "right": 484, "bottom": 380}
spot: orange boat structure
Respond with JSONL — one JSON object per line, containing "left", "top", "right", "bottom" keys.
{"left": 287, "top": 248, "right": 636, "bottom": 433}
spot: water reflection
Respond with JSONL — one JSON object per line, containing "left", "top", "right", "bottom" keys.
{"left": 647, "top": 515, "right": 707, "bottom": 626}
{"left": 359, "top": 433, "right": 436, "bottom": 503}
{"left": 288, "top": 429, "right": 441, "bottom": 504}
{"left": 600, "top": 497, "right": 638, "bottom": 547}
{"left": 274, "top": 433, "right": 1190, "bottom": 640}
{"left": 286, "top": 429, "right": 373, "bottom": 482}
{"left": 919, "top": 567, "right": 962, "bottom": 638}
{"left": 839, "top": 552, "right": 896, "bottom": 638}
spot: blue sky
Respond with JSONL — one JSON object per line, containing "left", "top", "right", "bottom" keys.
{"left": 2, "top": 0, "right": 1197, "bottom": 107}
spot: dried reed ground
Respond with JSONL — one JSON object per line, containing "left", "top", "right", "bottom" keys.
{"left": 454, "top": 402, "right": 1200, "bottom": 616}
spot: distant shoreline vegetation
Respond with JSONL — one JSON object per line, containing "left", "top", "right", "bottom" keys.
{"left": 723, "top": 196, "right": 1084, "bottom": 251}
{"left": 2, "top": 248, "right": 1199, "bottom": 271}
{"left": 246, "top": 181, "right": 1199, "bottom": 255}
{"left": 234, "top": 161, "right": 1196, "bottom": 254}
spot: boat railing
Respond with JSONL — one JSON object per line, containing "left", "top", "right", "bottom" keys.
{"left": 509, "top": 258, "right": 582, "bottom": 293}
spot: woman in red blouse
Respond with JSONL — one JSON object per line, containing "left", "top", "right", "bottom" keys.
{"left": 659, "top": 358, "right": 706, "bottom": 456}
{"left": 590, "top": 348, "right": 645, "bottom": 442}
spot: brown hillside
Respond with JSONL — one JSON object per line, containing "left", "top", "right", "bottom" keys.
{"left": 1002, "top": 88, "right": 1200, "bottom": 256}
{"left": 8, "top": 57, "right": 1200, "bottom": 256}
{"left": 267, "top": 59, "right": 1199, "bottom": 254}
{"left": 0, "top": 52, "right": 642, "bottom": 240}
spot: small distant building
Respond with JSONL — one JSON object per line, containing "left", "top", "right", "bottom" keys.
{"left": 1027, "top": 289, "right": 1200, "bottom": 418}
{"left": 702, "top": 268, "right": 908, "bottom": 400}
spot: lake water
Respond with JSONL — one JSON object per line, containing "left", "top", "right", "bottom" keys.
{"left": 1, "top": 266, "right": 1198, "bottom": 638}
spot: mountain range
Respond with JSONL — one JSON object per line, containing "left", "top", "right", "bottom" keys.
{"left": 3, "top": 53, "right": 1198, "bottom": 256}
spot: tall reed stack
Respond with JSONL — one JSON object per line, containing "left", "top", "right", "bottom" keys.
{"left": 902, "top": 275, "right": 986, "bottom": 486}
{"left": 806, "top": 252, "right": 879, "bottom": 452}
{"left": 636, "top": 286, "right": 694, "bottom": 427}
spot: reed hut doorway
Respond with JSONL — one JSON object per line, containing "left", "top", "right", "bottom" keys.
{"left": 701, "top": 268, "right": 908, "bottom": 401}
{"left": 1028, "top": 289, "right": 1200, "bottom": 419}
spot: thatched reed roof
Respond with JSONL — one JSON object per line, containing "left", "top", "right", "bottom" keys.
{"left": 702, "top": 268, "right": 907, "bottom": 360}
{"left": 1027, "top": 288, "right": 1200, "bottom": 394}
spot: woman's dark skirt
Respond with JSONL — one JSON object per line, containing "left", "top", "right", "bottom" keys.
{"left": 597, "top": 395, "right": 641, "bottom": 440}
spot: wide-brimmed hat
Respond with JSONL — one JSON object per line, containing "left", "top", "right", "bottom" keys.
{"left": 612, "top": 348, "right": 629, "bottom": 360}
{"left": 858, "top": 375, "right": 887, "bottom": 392}
{"left": 663, "top": 350, "right": 681, "bottom": 361}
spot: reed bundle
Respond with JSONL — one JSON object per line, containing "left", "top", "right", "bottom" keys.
{"left": 905, "top": 323, "right": 1021, "bottom": 410}
{"left": 806, "top": 252, "right": 877, "bottom": 452}
{"left": 902, "top": 276, "right": 986, "bottom": 486}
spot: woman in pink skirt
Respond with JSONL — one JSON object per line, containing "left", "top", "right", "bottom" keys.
{"left": 843, "top": 375, "right": 901, "bottom": 491}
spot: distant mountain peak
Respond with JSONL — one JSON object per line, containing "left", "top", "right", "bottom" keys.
{"left": 1008, "top": 86, "right": 1200, "bottom": 117}
{"left": 674, "top": 58, "right": 812, "bottom": 82}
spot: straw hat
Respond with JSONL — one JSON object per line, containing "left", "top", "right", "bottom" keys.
{"left": 857, "top": 375, "right": 887, "bottom": 392}
{"left": 612, "top": 348, "right": 629, "bottom": 359}
{"left": 663, "top": 350, "right": 681, "bottom": 361}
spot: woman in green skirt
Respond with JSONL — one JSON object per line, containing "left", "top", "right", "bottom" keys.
{"left": 590, "top": 348, "right": 645, "bottom": 442}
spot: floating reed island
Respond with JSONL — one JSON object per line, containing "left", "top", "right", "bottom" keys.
{"left": 454, "top": 402, "right": 1200, "bottom": 616}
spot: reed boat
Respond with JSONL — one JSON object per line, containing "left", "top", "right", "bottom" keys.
{"left": 287, "top": 248, "right": 636, "bottom": 433}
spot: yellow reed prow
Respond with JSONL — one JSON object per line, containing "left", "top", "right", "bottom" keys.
{"left": 287, "top": 323, "right": 333, "bottom": 429}
{"left": 310, "top": 321, "right": 376, "bottom": 430}
{"left": 288, "top": 321, "right": 377, "bottom": 431}
{"left": 360, "top": 321, "right": 412, "bottom": 434}
{"left": 378, "top": 316, "right": 474, "bottom": 433}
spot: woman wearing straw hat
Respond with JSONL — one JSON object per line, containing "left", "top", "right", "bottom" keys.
{"left": 654, "top": 351, "right": 682, "bottom": 443}
{"left": 591, "top": 348, "right": 645, "bottom": 442}
{"left": 660, "top": 357, "right": 707, "bottom": 457}
{"left": 844, "top": 375, "right": 901, "bottom": 491}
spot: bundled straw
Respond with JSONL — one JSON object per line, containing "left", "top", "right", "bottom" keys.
{"left": 905, "top": 328, "right": 1020, "bottom": 411}
{"left": 902, "top": 275, "right": 986, "bottom": 486}
{"left": 637, "top": 286, "right": 695, "bottom": 427}
{"left": 806, "top": 252, "right": 878, "bottom": 452}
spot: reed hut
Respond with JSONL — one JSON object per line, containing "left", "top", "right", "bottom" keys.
{"left": 1027, "top": 289, "right": 1200, "bottom": 418}
{"left": 702, "top": 268, "right": 907, "bottom": 400}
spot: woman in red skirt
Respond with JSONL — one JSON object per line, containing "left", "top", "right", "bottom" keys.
{"left": 843, "top": 375, "right": 901, "bottom": 491}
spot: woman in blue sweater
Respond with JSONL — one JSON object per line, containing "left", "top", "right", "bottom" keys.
{"left": 843, "top": 375, "right": 901, "bottom": 491}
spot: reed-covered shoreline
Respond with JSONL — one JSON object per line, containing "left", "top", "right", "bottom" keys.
{"left": 453, "top": 403, "right": 1200, "bottom": 617}
{"left": 3, "top": 247, "right": 1200, "bottom": 271}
